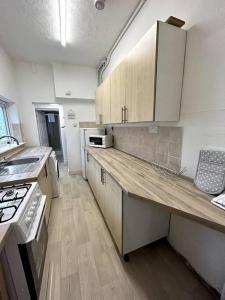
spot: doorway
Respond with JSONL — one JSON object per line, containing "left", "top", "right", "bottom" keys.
{"left": 35, "top": 108, "right": 64, "bottom": 161}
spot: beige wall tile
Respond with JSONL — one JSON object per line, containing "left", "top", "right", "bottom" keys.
{"left": 110, "top": 126, "right": 182, "bottom": 172}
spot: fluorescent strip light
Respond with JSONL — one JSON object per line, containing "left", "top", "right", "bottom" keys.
{"left": 59, "top": 0, "right": 66, "bottom": 47}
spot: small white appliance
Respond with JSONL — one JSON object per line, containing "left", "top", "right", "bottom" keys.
{"left": 89, "top": 134, "right": 112, "bottom": 148}
{"left": 80, "top": 127, "right": 105, "bottom": 179}
{"left": 0, "top": 183, "right": 48, "bottom": 299}
{"left": 49, "top": 151, "right": 59, "bottom": 198}
{"left": 211, "top": 194, "right": 225, "bottom": 211}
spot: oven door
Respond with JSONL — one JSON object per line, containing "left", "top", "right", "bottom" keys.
{"left": 19, "top": 196, "right": 48, "bottom": 300}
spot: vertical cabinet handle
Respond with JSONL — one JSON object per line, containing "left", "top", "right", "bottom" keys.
{"left": 124, "top": 106, "right": 128, "bottom": 122}
{"left": 101, "top": 168, "right": 106, "bottom": 184}
{"left": 121, "top": 107, "right": 124, "bottom": 123}
{"left": 45, "top": 165, "right": 48, "bottom": 178}
{"left": 87, "top": 153, "right": 89, "bottom": 162}
{"left": 121, "top": 106, "right": 128, "bottom": 123}
{"left": 99, "top": 114, "right": 103, "bottom": 124}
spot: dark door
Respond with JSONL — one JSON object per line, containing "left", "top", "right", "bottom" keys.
{"left": 45, "top": 113, "right": 61, "bottom": 151}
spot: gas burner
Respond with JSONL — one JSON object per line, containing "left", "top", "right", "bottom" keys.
{"left": 0, "top": 184, "right": 31, "bottom": 203}
{"left": 0, "top": 206, "right": 17, "bottom": 223}
{"left": 5, "top": 189, "right": 14, "bottom": 197}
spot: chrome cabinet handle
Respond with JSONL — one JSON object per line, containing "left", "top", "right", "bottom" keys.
{"left": 121, "top": 107, "right": 124, "bottom": 123}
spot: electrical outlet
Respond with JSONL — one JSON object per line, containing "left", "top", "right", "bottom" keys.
{"left": 148, "top": 124, "right": 158, "bottom": 134}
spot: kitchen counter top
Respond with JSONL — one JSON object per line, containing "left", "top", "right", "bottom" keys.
{"left": 86, "top": 147, "right": 225, "bottom": 234}
{"left": 0, "top": 146, "right": 52, "bottom": 187}
{"left": 0, "top": 224, "right": 11, "bottom": 253}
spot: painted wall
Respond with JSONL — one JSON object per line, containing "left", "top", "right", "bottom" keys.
{"left": 0, "top": 45, "right": 22, "bottom": 141}
{"left": 103, "top": 0, "right": 225, "bottom": 292}
{"left": 14, "top": 61, "right": 96, "bottom": 173}
{"left": 53, "top": 63, "right": 97, "bottom": 99}
{"left": 0, "top": 46, "right": 17, "bottom": 102}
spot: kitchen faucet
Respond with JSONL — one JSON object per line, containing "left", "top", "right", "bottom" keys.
{"left": 0, "top": 135, "right": 19, "bottom": 145}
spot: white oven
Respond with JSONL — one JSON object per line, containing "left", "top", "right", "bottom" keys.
{"left": 0, "top": 182, "right": 48, "bottom": 300}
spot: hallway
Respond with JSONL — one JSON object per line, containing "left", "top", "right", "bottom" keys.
{"left": 39, "top": 164, "right": 217, "bottom": 300}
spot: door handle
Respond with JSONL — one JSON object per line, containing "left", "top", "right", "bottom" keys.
{"left": 99, "top": 114, "right": 103, "bottom": 124}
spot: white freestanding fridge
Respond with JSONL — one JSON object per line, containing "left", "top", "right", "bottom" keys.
{"left": 80, "top": 127, "right": 105, "bottom": 179}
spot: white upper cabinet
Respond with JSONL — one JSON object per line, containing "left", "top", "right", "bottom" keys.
{"left": 53, "top": 63, "right": 97, "bottom": 99}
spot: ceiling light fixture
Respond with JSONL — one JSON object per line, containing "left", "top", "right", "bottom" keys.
{"left": 59, "top": 0, "right": 67, "bottom": 46}
{"left": 94, "top": 0, "right": 105, "bottom": 10}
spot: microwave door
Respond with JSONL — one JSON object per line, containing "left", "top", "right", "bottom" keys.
{"left": 90, "top": 137, "right": 103, "bottom": 146}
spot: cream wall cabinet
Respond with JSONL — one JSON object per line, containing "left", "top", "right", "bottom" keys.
{"left": 95, "top": 76, "right": 111, "bottom": 124}
{"left": 96, "top": 21, "right": 186, "bottom": 124}
{"left": 86, "top": 151, "right": 170, "bottom": 257}
{"left": 110, "top": 61, "right": 126, "bottom": 123}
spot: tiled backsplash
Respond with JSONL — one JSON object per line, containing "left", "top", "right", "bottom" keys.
{"left": 107, "top": 126, "right": 183, "bottom": 173}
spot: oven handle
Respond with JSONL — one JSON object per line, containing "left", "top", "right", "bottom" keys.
{"left": 25, "top": 195, "right": 46, "bottom": 244}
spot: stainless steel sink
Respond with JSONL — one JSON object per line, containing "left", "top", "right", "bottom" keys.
{"left": 0, "top": 155, "right": 44, "bottom": 176}
{"left": 3, "top": 156, "right": 41, "bottom": 166}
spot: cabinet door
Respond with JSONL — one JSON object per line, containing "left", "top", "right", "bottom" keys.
{"left": 86, "top": 154, "right": 93, "bottom": 187}
{"left": 86, "top": 154, "right": 97, "bottom": 197}
{"left": 38, "top": 162, "right": 52, "bottom": 225}
{"left": 86, "top": 151, "right": 91, "bottom": 180}
{"left": 125, "top": 23, "right": 157, "bottom": 122}
{"left": 110, "top": 62, "right": 126, "bottom": 124}
{"left": 95, "top": 84, "right": 103, "bottom": 125}
{"left": 105, "top": 173, "right": 122, "bottom": 253}
{"left": 95, "top": 77, "right": 111, "bottom": 124}
{"left": 0, "top": 262, "right": 9, "bottom": 300}
{"left": 102, "top": 77, "right": 111, "bottom": 124}
{"left": 95, "top": 164, "right": 106, "bottom": 213}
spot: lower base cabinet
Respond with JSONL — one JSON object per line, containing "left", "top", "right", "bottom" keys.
{"left": 0, "top": 261, "right": 9, "bottom": 300}
{"left": 86, "top": 151, "right": 170, "bottom": 256}
{"left": 38, "top": 159, "right": 52, "bottom": 225}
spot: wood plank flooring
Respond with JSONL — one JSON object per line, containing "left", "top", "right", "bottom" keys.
{"left": 39, "top": 163, "right": 217, "bottom": 300}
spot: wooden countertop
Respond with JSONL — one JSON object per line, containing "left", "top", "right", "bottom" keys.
{"left": 0, "top": 146, "right": 52, "bottom": 187}
{"left": 0, "top": 224, "right": 11, "bottom": 253}
{"left": 86, "top": 147, "right": 225, "bottom": 234}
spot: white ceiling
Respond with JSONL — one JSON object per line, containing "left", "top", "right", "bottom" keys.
{"left": 0, "top": 0, "right": 140, "bottom": 67}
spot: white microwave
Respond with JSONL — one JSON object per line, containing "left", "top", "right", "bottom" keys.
{"left": 89, "top": 135, "right": 112, "bottom": 148}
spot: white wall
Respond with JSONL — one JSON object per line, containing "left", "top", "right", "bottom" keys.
{"left": 14, "top": 61, "right": 96, "bottom": 173}
{"left": 14, "top": 61, "right": 56, "bottom": 145}
{"left": 0, "top": 46, "right": 17, "bottom": 102}
{"left": 53, "top": 63, "right": 97, "bottom": 99}
{"left": 0, "top": 45, "right": 22, "bottom": 140}
{"left": 103, "top": 0, "right": 225, "bottom": 292}
{"left": 62, "top": 100, "right": 95, "bottom": 173}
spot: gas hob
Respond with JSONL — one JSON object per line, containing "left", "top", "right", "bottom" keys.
{"left": 0, "top": 182, "right": 44, "bottom": 243}
{"left": 0, "top": 184, "right": 31, "bottom": 223}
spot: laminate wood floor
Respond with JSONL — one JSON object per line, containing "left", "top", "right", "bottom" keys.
{"left": 39, "top": 163, "right": 217, "bottom": 300}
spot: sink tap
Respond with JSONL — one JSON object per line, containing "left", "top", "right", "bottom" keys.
{"left": 0, "top": 135, "right": 19, "bottom": 145}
